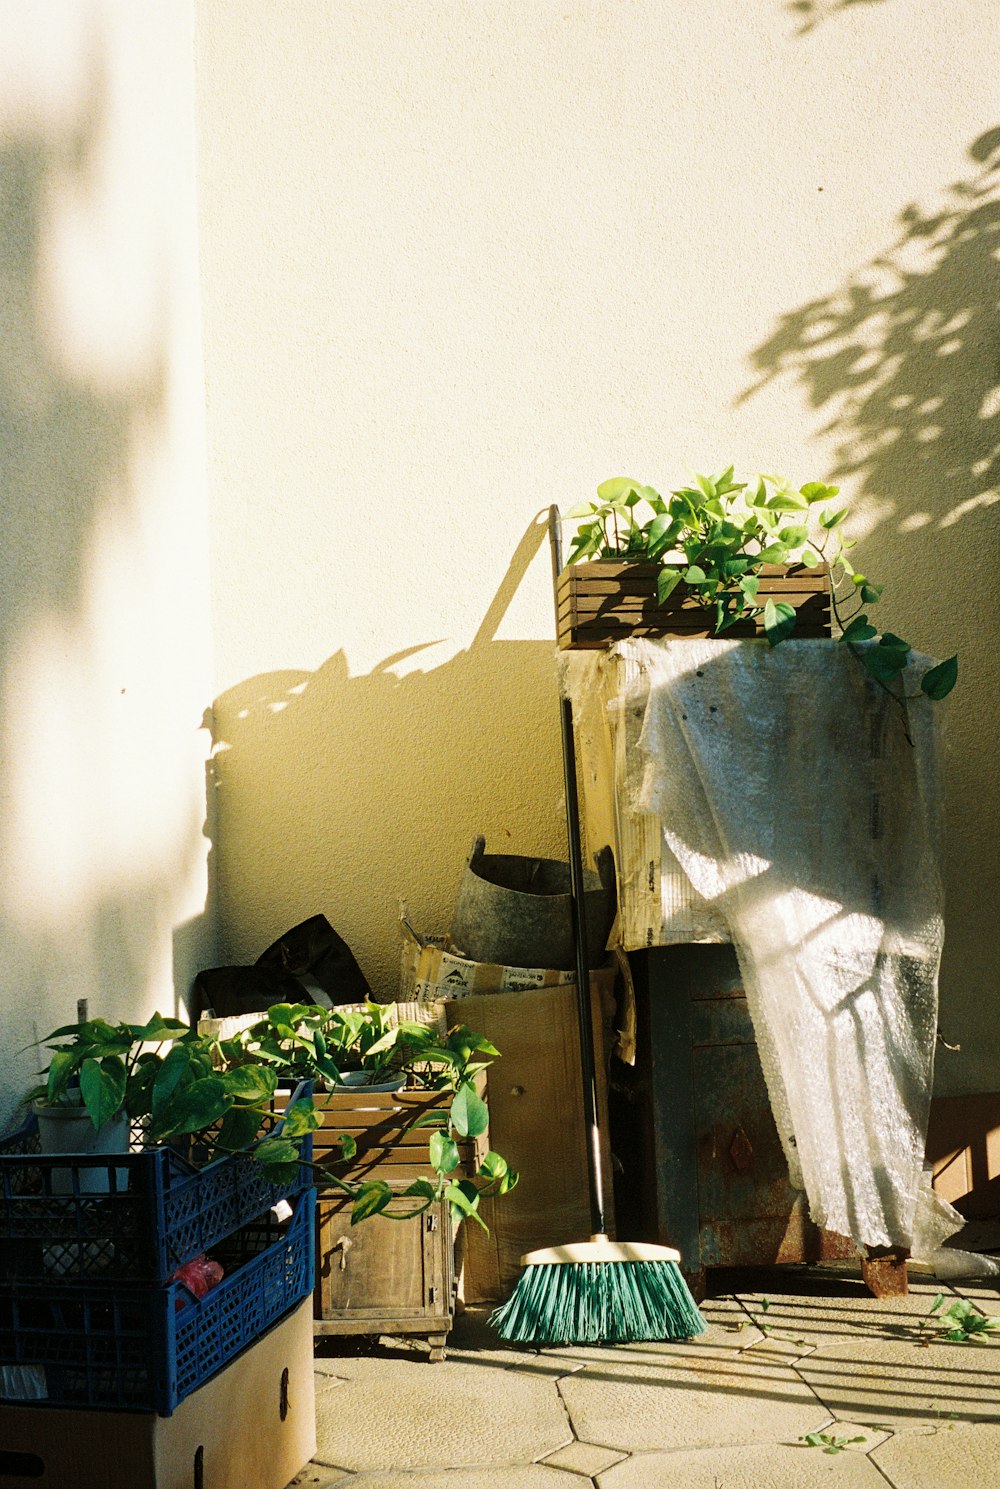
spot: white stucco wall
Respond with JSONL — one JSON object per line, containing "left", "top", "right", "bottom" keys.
{"left": 0, "top": 1, "right": 213, "bottom": 1124}
{"left": 195, "top": 0, "right": 999, "bottom": 1096}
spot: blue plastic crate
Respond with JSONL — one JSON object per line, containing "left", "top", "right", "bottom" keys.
{"left": 0, "top": 1187, "right": 315, "bottom": 1415}
{"left": 0, "top": 1090, "right": 313, "bottom": 1284}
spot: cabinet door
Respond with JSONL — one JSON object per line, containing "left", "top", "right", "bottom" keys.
{"left": 692, "top": 1035, "right": 810, "bottom": 1267}
{"left": 316, "top": 1193, "right": 452, "bottom": 1325}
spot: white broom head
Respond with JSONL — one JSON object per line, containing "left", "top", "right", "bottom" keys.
{"left": 521, "top": 1234, "right": 681, "bottom": 1266}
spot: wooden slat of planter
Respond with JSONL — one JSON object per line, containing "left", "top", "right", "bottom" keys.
{"left": 557, "top": 561, "right": 831, "bottom": 650}
{"left": 311, "top": 1088, "right": 486, "bottom": 1180}
{"left": 562, "top": 571, "right": 827, "bottom": 595}
{"left": 560, "top": 597, "right": 827, "bottom": 625}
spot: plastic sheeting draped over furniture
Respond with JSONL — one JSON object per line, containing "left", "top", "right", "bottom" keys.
{"left": 563, "top": 638, "right": 959, "bottom": 1256}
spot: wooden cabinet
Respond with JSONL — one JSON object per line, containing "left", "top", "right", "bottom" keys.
{"left": 314, "top": 1189, "right": 454, "bottom": 1361}
{"left": 310, "top": 1088, "right": 481, "bottom": 1359}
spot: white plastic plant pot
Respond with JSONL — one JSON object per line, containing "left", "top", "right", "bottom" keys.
{"left": 332, "top": 1071, "right": 407, "bottom": 1094}
{"left": 32, "top": 1101, "right": 130, "bottom": 1195}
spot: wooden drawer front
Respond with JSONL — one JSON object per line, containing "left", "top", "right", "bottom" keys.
{"left": 316, "top": 1192, "right": 452, "bottom": 1324}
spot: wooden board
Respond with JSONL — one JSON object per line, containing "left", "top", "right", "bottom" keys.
{"left": 557, "top": 561, "right": 831, "bottom": 649}
{"left": 311, "top": 1088, "right": 485, "bottom": 1182}
{"left": 444, "top": 980, "right": 616, "bottom": 1303}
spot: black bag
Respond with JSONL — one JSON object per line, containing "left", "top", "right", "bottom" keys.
{"left": 194, "top": 914, "right": 372, "bottom": 1019}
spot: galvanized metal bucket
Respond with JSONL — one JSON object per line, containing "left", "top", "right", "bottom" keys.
{"left": 449, "top": 836, "right": 616, "bottom": 971}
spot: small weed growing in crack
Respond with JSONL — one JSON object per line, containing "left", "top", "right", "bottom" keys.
{"left": 736, "top": 1298, "right": 806, "bottom": 1350}
{"left": 920, "top": 1293, "right": 1000, "bottom": 1345}
{"left": 802, "top": 1431, "right": 867, "bottom": 1454}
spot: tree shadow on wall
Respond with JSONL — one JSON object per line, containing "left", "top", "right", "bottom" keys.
{"left": 0, "top": 35, "right": 199, "bottom": 1117}
{"left": 738, "top": 126, "right": 1000, "bottom": 1072}
{"left": 741, "top": 126, "right": 1000, "bottom": 533}
{"left": 208, "top": 517, "right": 568, "bottom": 998}
{"left": 785, "top": 0, "right": 889, "bottom": 38}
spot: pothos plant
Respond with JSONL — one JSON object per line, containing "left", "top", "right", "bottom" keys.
{"left": 220, "top": 1002, "right": 519, "bottom": 1231}
{"left": 27, "top": 1013, "right": 309, "bottom": 1185}
{"left": 566, "top": 470, "right": 958, "bottom": 730}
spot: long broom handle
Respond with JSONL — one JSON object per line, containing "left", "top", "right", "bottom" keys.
{"left": 548, "top": 503, "right": 606, "bottom": 1238}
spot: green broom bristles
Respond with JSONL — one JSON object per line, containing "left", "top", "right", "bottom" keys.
{"left": 490, "top": 1260, "right": 707, "bottom": 1346}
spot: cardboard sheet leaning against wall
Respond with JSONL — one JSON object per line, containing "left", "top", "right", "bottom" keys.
{"left": 439, "top": 979, "right": 616, "bottom": 1304}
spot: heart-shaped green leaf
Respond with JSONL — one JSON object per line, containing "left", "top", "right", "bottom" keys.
{"left": 352, "top": 1180, "right": 394, "bottom": 1224}
{"left": 764, "top": 599, "right": 797, "bottom": 646}
{"left": 920, "top": 655, "right": 958, "bottom": 700}
{"left": 80, "top": 1056, "right": 127, "bottom": 1131}
{"left": 429, "top": 1131, "right": 461, "bottom": 1175}
{"left": 657, "top": 568, "right": 683, "bottom": 606}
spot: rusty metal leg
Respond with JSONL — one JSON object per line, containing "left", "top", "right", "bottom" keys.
{"left": 861, "top": 1247, "right": 909, "bottom": 1297}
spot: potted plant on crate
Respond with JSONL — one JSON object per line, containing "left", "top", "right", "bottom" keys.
{"left": 221, "top": 1002, "right": 519, "bottom": 1230}
{"left": 25, "top": 1013, "right": 313, "bottom": 1186}
{"left": 561, "top": 470, "right": 957, "bottom": 719}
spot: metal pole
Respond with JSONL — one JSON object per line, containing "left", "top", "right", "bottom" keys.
{"left": 548, "top": 504, "right": 606, "bottom": 1237}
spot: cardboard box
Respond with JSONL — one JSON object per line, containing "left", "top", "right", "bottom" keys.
{"left": 0, "top": 1300, "right": 315, "bottom": 1489}
{"left": 445, "top": 980, "right": 616, "bottom": 1303}
{"left": 399, "top": 921, "right": 584, "bottom": 999}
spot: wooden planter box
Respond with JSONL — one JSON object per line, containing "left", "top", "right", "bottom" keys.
{"left": 310, "top": 1087, "right": 486, "bottom": 1183}
{"left": 311, "top": 1087, "right": 487, "bottom": 1358}
{"left": 556, "top": 561, "right": 831, "bottom": 650}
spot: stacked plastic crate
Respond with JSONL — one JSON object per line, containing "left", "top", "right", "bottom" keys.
{"left": 0, "top": 1109, "right": 315, "bottom": 1417}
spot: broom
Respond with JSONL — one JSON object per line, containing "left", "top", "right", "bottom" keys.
{"left": 490, "top": 506, "right": 706, "bottom": 1347}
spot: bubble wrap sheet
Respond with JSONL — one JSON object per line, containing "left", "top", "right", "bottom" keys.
{"left": 564, "top": 637, "right": 955, "bottom": 1253}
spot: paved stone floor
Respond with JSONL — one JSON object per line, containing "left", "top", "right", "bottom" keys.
{"left": 288, "top": 1270, "right": 1000, "bottom": 1489}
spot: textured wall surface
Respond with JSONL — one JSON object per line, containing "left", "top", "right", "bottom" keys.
{"left": 196, "top": 1, "right": 999, "bottom": 1094}
{"left": 0, "top": 1, "right": 213, "bottom": 1124}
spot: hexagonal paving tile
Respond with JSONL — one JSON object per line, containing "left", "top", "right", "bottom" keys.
{"left": 795, "top": 1327, "right": 1000, "bottom": 1429}
{"left": 598, "top": 1441, "right": 888, "bottom": 1487}
{"left": 558, "top": 1338, "right": 823, "bottom": 1452}
{"left": 326, "top": 1471, "right": 575, "bottom": 1489}
{"left": 873, "top": 1422, "right": 1000, "bottom": 1488}
{"left": 728, "top": 1279, "right": 957, "bottom": 1349}
{"left": 313, "top": 1356, "right": 572, "bottom": 1471}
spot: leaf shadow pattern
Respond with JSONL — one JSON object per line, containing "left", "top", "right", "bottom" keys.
{"left": 740, "top": 126, "right": 1000, "bottom": 541}
{"left": 206, "top": 518, "right": 566, "bottom": 998}
{"left": 0, "top": 29, "right": 203, "bottom": 1124}
{"left": 787, "top": 0, "right": 890, "bottom": 39}
{"left": 738, "top": 127, "right": 1000, "bottom": 1079}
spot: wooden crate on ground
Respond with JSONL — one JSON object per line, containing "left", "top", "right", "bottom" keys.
{"left": 310, "top": 1087, "right": 486, "bottom": 1357}
{"left": 314, "top": 1190, "right": 453, "bottom": 1361}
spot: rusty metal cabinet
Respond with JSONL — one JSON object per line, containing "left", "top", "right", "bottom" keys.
{"left": 627, "top": 943, "right": 853, "bottom": 1297}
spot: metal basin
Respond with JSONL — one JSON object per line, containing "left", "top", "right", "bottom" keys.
{"left": 449, "top": 836, "right": 616, "bottom": 971}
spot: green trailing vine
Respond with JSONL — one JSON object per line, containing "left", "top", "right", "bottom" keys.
{"left": 565, "top": 470, "right": 958, "bottom": 733}
{"left": 222, "top": 1002, "right": 519, "bottom": 1230}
